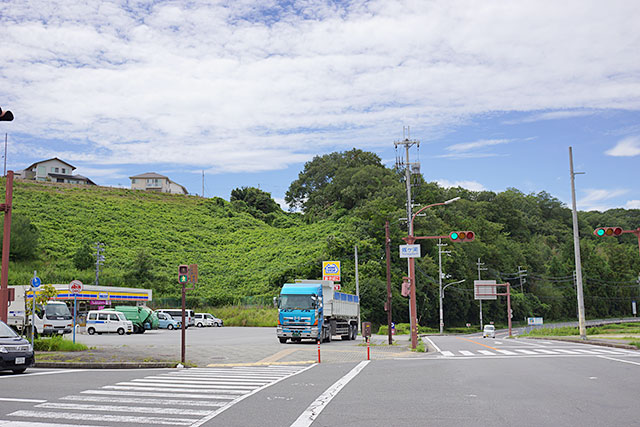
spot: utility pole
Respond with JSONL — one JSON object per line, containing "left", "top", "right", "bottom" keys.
{"left": 354, "top": 244, "right": 361, "bottom": 334}
{"left": 3, "top": 134, "right": 7, "bottom": 177}
{"left": 95, "top": 242, "right": 105, "bottom": 286}
{"left": 395, "top": 127, "right": 420, "bottom": 337}
{"left": 438, "top": 239, "right": 451, "bottom": 334}
{"left": 385, "top": 221, "right": 393, "bottom": 344}
{"left": 477, "top": 258, "right": 487, "bottom": 329}
{"left": 517, "top": 266, "right": 527, "bottom": 291}
{"left": 569, "top": 146, "right": 587, "bottom": 339}
{"left": 202, "top": 170, "right": 205, "bottom": 198}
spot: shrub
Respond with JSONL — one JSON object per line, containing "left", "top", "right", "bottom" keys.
{"left": 34, "top": 336, "right": 88, "bottom": 352}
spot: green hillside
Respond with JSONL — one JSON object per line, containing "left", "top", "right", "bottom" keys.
{"left": 1, "top": 179, "right": 344, "bottom": 305}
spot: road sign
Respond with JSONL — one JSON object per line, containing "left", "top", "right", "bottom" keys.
{"left": 632, "top": 301, "right": 636, "bottom": 316}
{"left": 399, "top": 244, "right": 421, "bottom": 258}
{"left": 474, "top": 280, "right": 497, "bottom": 300}
{"left": 31, "top": 277, "right": 41, "bottom": 288}
{"left": 188, "top": 264, "right": 198, "bottom": 284}
{"left": 527, "top": 317, "right": 543, "bottom": 325}
{"left": 69, "top": 280, "right": 83, "bottom": 294}
{"left": 322, "top": 261, "right": 340, "bottom": 282}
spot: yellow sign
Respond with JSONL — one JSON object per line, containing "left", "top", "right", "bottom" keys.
{"left": 322, "top": 261, "right": 341, "bottom": 282}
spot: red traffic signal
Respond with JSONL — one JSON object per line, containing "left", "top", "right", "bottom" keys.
{"left": 449, "top": 231, "right": 475, "bottom": 242}
{"left": 0, "top": 107, "right": 13, "bottom": 122}
{"left": 594, "top": 227, "right": 623, "bottom": 237}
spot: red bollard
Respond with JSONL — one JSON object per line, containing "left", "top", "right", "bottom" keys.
{"left": 367, "top": 337, "right": 370, "bottom": 360}
{"left": 317, "top": 339, "right": 321, "bottom": 363}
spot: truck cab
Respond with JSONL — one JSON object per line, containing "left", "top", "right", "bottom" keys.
{"left": 34, "top": 301, "right": 73, "bottom": 336}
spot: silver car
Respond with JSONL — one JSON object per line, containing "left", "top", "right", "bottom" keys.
{"left": 483, "top": 324, "right": 496, "bottom": 338}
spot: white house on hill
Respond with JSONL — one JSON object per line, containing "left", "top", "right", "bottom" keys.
{"left": 129, "top": 172, "right": 188, "bottom": 195}
{"left": 20, "top": 158, "right": 96, "bottom": 185}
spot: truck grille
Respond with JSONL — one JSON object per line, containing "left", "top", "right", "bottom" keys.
{"left": 282, "top": 317, "right": 311, "bottom": 326}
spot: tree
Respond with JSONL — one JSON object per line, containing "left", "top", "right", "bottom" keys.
{"left": 230, "top": 187, "right": 281, "bottom": 215}
{"left": 73, "top": 241, "right": 95, "bottom": 270}
{"left": 0, "top": 214, "right": 39, "bottom": 260}
{"left": 124, "top": 249, "right": 155, "bottom": 285}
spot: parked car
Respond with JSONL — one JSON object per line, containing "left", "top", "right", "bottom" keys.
{"left": 156, "top": 311, "right": 180, "bottom": 330}
{"left": 195, "top": 313, "right": 224, "bottom": 327}
{"left": 86, "top": 310, "right": 133, "bottom": 335}
{"left": 156, "top": 309, "right": 195, "bottom": 328}
{"left": 483, "top": 324, "right": 496, "bottom": 338}
{"left": 0, "top": 320, "right": 34, "bottom": 374}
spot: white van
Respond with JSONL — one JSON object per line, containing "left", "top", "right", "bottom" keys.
{"left": 156, "top": 309, "right": 195, "bottom": 328}
{"left": 483, "top": 324, "right": 496, "bottom": 338}
{"left": 86, "top": 310, "right": 133, "bottom": 335}
{"left": 195, "top": 313, "right": 223, "bottom": 327}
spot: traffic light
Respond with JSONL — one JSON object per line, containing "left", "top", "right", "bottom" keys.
{"left": 593, "top": 227, "right": 623, "bottom": 237}
{"left": 0, "top": 107, "right": 13, "bottom": 122}
{"left": 449, "top": 231, "right": 475, "bottom": 242}
{"left": 178, "top": 264, "right": 188, "bottom": 283}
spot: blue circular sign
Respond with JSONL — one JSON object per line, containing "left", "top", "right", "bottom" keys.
{"left": 31, "top": 277, "right": 41, "bottom": 288}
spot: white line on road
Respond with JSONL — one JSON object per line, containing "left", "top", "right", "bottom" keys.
{"left": 189, "top": 364, "right": 316, "bottom": 427}
{"left": 496, "top": 350, "right": 517, "bottom": 355}
{"left": 61, "top": 395, "right": 226, "bottom": 407}
{"left": 459, "top": 351, "right": 474, "bottom": 356}
{"left": 82, "top": 389, "right": 237, "bottom": 400}
{"left": 440, "top": 351, "right": 454, "bottom": 357}
{"left": 0, "top": 397, "right": 47, "bottom": 403}
{"left": 422, "top": 336, "right": 441, "bottom": 353}
{"left": 0, "top": 369, "right": 87, "bottom": 380}
{"left": 515, "top": 349, "right": 538, "bottom": 355}
{"left": 598, "top": 356, "right": 640, "bottom": 366}
{"left": 8, "top": 411, "right": 197, "bottom": 426}
{"left": 103, "top": 385, "right": 248, "bottom": 394}
{"left": 478, "top": 350, "right": 495, "bottom": 356}
{"left": 290, "top": 361, "right": 370, "bottom": 427}
{"left": 0, "top": 421, "right": 108, "bottom": 427}
{"left": 118, "top": 381, "right": 257, "bottom": 390}
{"left": 532, "top": 349, "right": 559, "bottom": 354}
{"left": 553, "top": 349, "right": 581, "bottom": 355}
{"left": 36, "top": 402, "right": 211, "bottom": 416}
{"left": 134, "top": 378, "right": 270, "bottom": 386}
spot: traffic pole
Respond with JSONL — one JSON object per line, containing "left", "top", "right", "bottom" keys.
{"left": 317, "top": 339, "right": 321, "bottom": 363}
{"left": 367, "top": 337, "right": 370, "bottom": 360}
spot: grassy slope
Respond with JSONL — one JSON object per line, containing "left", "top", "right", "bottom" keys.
{"left": 2, "top": 179, "right": 341, "bottom": 300}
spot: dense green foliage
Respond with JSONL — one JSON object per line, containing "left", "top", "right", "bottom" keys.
{"left": 2, "top": 148, "right": 640, "bottom": 330}
{"left": 34, "top": 335, "right": 88, "bottom": 352}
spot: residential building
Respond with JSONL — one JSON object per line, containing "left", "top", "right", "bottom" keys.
{"left": 129, "top": 172, "right": 188, "bottom": 195}
{"left": 20, "top": 158, "right": 96, "bottom": 185}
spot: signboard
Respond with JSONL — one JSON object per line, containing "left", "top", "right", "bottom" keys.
{"left": 527, "top": 317, "right": 544, "bottom": 326}
{"left": 188, "top": 264, "right": 198, "bottom": 284}
{"left": 632, "top": 301, "right": 637, "bottom": 316}
{"left": 474, "top": 280, "right": 497, "bottom": 300}
{"left": 69, "top": 280, "right": 83, "bottom": 295}
{"left": 31, "top": 277, "right": 41, "bottom": 288}
{"left": 399, "top": 244, "right": 421, "bottom": 258}
{"left": 322, "top": 261, "right": 341, "bottom": 282}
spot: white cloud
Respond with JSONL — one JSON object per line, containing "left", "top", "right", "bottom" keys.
{"left": 436, "top": 179, "right": 486, "bottom": 192}
{"left": 1, "top": 0, "right": 640, "bottom": 173}
{"left": 446, "top": 139, "right": 511, "bottom": 153}
{"left": 578, "top": 188, "right": 629, "bottom": 211}
{"left": 503, "top": 110, "right": 596, "bottom": 124}
{"left": 625, "top": 200, "right": 640, "bottom": 209}
{"left": 605, "top": 136, "right": 640, "bottom": 157}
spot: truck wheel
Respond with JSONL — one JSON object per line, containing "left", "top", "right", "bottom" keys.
{"left": 167, "top": 324, "right": 174, "bottom": 330}
{"left": 279, "top": 337, "right": 288, "bottom": 344}
{"left": 87, "top": 327, "right": 96, "bottom": 335}
{"left": 117, "top": 328, "right": 125, "bottom": 335}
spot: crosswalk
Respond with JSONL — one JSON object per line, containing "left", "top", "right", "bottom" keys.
{"left": 2, "top": 365, "right": 311, "bottom": 426}
{"left": 439, "top": 347, "right": 634, "bottom": 357}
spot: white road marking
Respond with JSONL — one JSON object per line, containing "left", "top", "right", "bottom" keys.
{"left": 459, "top": 351, "right": 474, "bottom": 356}
{"left": 81, "top": 389, "right": 236, "bottom": 400}
{"left": 102, "top": 385, "right": 248, "bottom": 394}
{"left": 423, "top": 336, "right": 441, "bottom": 353}
{"left": 8, "top": 411, "right": 197, "bottom": 426}
{"left": 440, "top": 351, "right": 455, "bottom": 357}
{"left": 133, "top": 377, "right": 270, "bottom": 385}
{"left": 598, "top": 356, "right": 640, "bottom": 366}
{"left": 0, "top": 397, "right": 47, "bottom": 403}
{"left": 496, "top": 350, "right": 517, "bottom": 355}
{"left": 494, "top": 341, "right": 503, "bottom": 345}
{"left": 572, "top": 349, "right": 603, "bottom": 355}
{"left": 36, "top": 402, "right": 210, "bottom": 416}
{"left": 0, "top": 421, "right": 108, "bottom": 427}
{"left": 478, "top": 350, "right": 495, "bottom": 356}
{"left": 553, "top": 349, "right": 582, "bottom": 355}
{"left": 532, "top": 349, "right": 559, "bottom": 354}
{"left": 0, "top": 369, "right": 87, "bottom": 380}
{"left": 189, "top": 364, "right": 316, "bottom": 427}
{"left": 290, "top": 361, "right": 370, "bottom": 427}
{"left": 116, "top": 381, "right": 257, "bottom": 390}
{"left": 61, "top": 395, "right": 225, "bottom": 407}
{"left": 587, "top": 348, "right": 625, "bottom": 355}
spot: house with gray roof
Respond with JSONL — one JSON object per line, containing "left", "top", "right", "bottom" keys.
{"left": 20, "top": 158, "right": 96, "bottom": 185}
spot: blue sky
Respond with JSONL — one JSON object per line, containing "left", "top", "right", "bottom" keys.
{"left": 1, "top": 0, "right": 639, "bottom": 211}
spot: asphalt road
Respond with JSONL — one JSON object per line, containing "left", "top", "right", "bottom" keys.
{"left": 2, "top": 331, "right": 639, "bottom": 426}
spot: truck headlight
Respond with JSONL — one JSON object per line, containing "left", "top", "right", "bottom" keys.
{"left": 0, "top": 346, "right": 7, "bottom": 353}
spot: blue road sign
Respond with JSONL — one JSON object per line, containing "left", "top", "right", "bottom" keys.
{"left": 31, "top": 277, "right": 41, "bottom": 288}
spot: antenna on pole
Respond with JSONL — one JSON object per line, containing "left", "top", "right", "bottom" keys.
{"left": 202, "top": 170, "right": 205, "bottom": 198}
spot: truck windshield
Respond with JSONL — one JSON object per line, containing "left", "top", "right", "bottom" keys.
{"left": 279, "top": 294, "right": 315, "bottom": 310}
{"left": 45, "top": 304, "right": 71, "bottom": 318}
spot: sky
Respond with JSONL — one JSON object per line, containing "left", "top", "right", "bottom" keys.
{"left": 1, "top": 0, "right": 639, "bottom": 212}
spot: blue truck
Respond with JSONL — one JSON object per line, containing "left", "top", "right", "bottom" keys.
{"left": 276, "top": 280, "right": 359, "bottom": 343}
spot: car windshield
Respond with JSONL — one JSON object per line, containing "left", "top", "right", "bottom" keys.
{"left": 485, "top": 326, "right": 495, "bottom": 330}
{"left": 0, "top": 321, "right": 19, "bottom": 338}
{"left": 45, "top": 304, "right": 71, "bottom": 317}
{"left": 279, "top": 294, "right": 316, "bottom": 310}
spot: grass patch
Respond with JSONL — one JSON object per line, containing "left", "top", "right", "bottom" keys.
{"left": 522, "top": 323, "right": 640, "bottom": 337}
{"left": 629, "top": 341, "right": 640, "bottom": 349}
{"left": 199, "top": 305, "right": 277, "bottom": 327}
{"left": 34, "top": 336, "right": 88, "bottom": 352}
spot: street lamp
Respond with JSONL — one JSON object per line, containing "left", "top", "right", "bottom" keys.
{"left": 440, "top": 279, "right": 465, "bottom": 333}
{"left": 405, "top": 196, "right": 461, "bottom": 349}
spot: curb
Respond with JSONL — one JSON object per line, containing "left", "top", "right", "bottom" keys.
{"left": 526, "top": 336, "right": 638, "bottom": 350}
{"left": 34, "top": 361, "right": 177, "bottom": 369}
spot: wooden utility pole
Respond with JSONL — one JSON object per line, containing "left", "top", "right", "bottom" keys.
{"left": 0, "top": 171, "right": 14, "bottom": 323}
